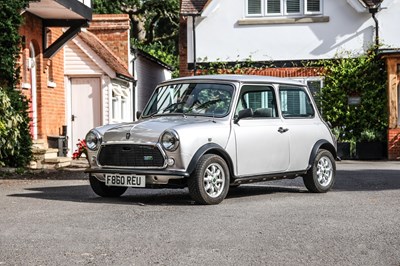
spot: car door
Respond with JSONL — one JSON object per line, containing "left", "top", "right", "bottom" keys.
{"left": 233, "top": 84, "right": 290, "bottom": 177}
{"left": 278, "top": 85, "right": 322, "bottom": 172}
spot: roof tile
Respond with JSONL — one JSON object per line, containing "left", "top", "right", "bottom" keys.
{"left": 181, "top": 0, "right": 209, "bottom": 15}
{"left": 77, "top": 30, "right": 133, "bottom": 80}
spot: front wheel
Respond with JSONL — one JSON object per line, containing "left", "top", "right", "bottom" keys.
{"left": 89, "top": 175, "right": 127, "bottom": 197}
{"left": 303, "top": 149, "right": 336, "bottom": 193}
{"left": 188, "top": 154, "right": 230, "bottom": 205}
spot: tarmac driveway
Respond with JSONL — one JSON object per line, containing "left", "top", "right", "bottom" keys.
{"left": 0, "top": 161, "right": 399, "bottom": 265}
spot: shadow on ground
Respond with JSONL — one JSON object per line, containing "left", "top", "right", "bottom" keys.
{"left": 5, "top": 168, "right": 400, "bottom": 205}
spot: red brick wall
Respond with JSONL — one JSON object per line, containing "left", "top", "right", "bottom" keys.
{"left": 19, "top": 13, "right": 66, "bottom": 141}
{"left": 179, "top": 16, "right": 191, "bottom": 77}
{"left": 388, "top": 129, "right": 400, "bottom": 160}
{"left": 245, "top": 67, "right": 322, "bottom": 77}
{"left": 40, "top": 27, "right": 65, "bottom": 138}
{"left": 88, "top": 14, "right": 130, "bottom": 67}
{"left": 19, "top": 13, "right": 43, "bottom": 138}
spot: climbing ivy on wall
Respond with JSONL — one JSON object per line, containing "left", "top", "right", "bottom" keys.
{"left": 314, "top": 49, "right": 388, "bottom": 143}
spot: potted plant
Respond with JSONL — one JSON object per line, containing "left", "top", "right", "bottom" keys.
{"left": 355, "top": 129, "right": 386, "bottom": 160}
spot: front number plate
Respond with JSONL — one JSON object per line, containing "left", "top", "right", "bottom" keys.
{"left": 104, "top": 174, "right": 145, "bottom": 187}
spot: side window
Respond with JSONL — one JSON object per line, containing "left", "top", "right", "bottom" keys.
{"left": 236, "top": 85, "right": 278, "bottom": 118}
{"left": 279, "top": 86, "right": 314, "bottom": 118}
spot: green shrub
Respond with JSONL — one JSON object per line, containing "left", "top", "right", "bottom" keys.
{"left": 314, "top": 49, "right": 387, "bottom": 142}
{"left": 0, "top": 88, "right": 32, "bottom": 167}
{"left": 0, "top": 0, "right": 32, "bottom": 167}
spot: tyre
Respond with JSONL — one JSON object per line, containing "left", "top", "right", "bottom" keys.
{"left": 303, "top": 149, "right": 336, "bottom": 193}
{"left": 188, "top": 154, "right": 230, "bottom": 205}
{"left": 89, "top": 175, "right": 127, "bottom": 197}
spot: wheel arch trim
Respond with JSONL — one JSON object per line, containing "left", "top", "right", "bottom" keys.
{"left": 186, "top": 143, "right": 235, "bottom": 178}
{"left": 307, "top": 139, "right": 337, "bottom": 171}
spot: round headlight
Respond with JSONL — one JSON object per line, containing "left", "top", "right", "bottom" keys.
{"left": 161, "top": 130, "right": 179, "bottom": 151}
{"left": 85, "top": 130, "right": 102, "bottom": 151}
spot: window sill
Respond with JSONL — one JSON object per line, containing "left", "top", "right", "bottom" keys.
{"left": 238, "top": 16, "right": 329, "bottom": 25}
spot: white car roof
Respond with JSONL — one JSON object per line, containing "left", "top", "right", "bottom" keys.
{"left": 159, "top": 74, "right": 305, "bottom": 86}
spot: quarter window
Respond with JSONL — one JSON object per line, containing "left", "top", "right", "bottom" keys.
{"left": 279, "top": 86, "right": 314, "bottom": 118}
{"left": 246, "top": 0, "right": 322, "bottom": 16}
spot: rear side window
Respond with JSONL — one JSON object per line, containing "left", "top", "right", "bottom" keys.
{"left": 279, "top": 85, "right": 315, "bottom": 118}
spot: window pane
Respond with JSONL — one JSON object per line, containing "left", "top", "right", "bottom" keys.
{"left": 112, "top": 98, "right": 118, "bottom": 119}
{"left": 248, "top": 0, "right": 262, "bottom": 14}
{"left": 306, "top": 0, "right": 320, "bottom": 12}
{"left": 237, "top": 85, "right": 278, "bottom": 118}
{"left": 286, "top": 0, "right": 300, "bottom": 13}
{"left": 121, "top": 98, "right": 127, "bottom": 120}
{"left": 266, "top": 0, "right": 281, "bottom": 14}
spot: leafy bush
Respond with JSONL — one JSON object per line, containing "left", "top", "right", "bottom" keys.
{"left": 314, "top": 49, "right": 387, "bottom": 142}
{"left": 0, "top": 0, "right": 32, "bottom": 167}
{"left": 0, "top": 88, "right": 32, "bottom": 167}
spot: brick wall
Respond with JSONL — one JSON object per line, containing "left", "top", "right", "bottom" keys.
{"left": 388, "top": 129, "right": 400, "bottom": 160}
{"left": 88, "top": 14, "right": 130, "bottom": 67}
{"left": 19, "top": 13, "right": 43, "bottom": 138}
{"left": 40, "top": 27, "right": 66, "bottom": 138}
{"left": 19, "top": 13, "right": 65, "bottom": 141}
{"left": 179, "top": 16, "right": 191, "bottom": 77}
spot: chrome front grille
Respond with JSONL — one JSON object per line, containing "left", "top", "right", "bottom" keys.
{"left": 97, "top": 144, "right": 165, "bottom": 168}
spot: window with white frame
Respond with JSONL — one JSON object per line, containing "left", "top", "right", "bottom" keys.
{"left": 111, "top": 83, "right": 131, "bottom": 123}
{"left": 247, "top": 0, "right": 322, "bottom": 16}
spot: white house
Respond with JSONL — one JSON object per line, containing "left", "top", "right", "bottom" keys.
{"left": 182, "top": 0, "right": 399, "bottom": 67}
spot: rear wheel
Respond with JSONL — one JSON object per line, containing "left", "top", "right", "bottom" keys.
{"left": 303, "top": 149, "right": 336, "bottom": 193}
{"left": 188, "top": 154, "right": 230, "bottom": 205}
{"left": 89, "top": 175, "right": 127, "bottom": 197}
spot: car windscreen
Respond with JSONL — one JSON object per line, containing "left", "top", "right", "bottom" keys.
{"left": 142, "top": 83, "right": 234, "bottom": 118}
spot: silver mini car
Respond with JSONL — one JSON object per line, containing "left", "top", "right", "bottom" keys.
{"left": 85, "top": 75, "right": 337, "bottom": 205}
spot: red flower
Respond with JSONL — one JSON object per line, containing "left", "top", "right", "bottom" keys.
{"left": 72, "top": 139, "right": 88, "bottom": 160}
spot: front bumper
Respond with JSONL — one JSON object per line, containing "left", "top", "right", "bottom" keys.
{"left": 85, "top": 167, "right": 190, "bottom": 185}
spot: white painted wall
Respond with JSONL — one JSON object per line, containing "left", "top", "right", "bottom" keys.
{"left": 133, "top": 55, "right": 172, "bottom": 115}
{"left": 188, "top": 0, "right": 400, "bottom": 63}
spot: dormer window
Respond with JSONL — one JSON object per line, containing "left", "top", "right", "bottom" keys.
{"left": 246, "top": 0, "right": 322, "bottom": 17}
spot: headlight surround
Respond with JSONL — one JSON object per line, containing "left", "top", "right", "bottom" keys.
{"left": 161, "top": 130, "right": 179, "bottom": 151}
{"left": 85, "top": 130, "right": 102, "bottom": 151}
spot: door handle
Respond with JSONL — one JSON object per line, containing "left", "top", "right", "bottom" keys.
{"left": 278, "top": 127, "right": 289, "bottom": 133}
{"left": 71, "top": 114, "right": 77, "bottom": 122}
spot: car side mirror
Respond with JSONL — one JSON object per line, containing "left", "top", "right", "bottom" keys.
{"left": 136, "top": 111, "right": 142, "bottom": 120}
{"left": 234, "top": 108, "right": 253, "bottom": 123}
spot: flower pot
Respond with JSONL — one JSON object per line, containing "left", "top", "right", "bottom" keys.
{"left": 337, "top": 142, "right": 351, "bottom": 160}
{"left": 355, "top": 142, "right": 385, "bottom": 160}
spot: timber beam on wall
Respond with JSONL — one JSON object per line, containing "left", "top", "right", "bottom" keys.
{"left": 42, "top": 20, "right": 88, "bottom": 59}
